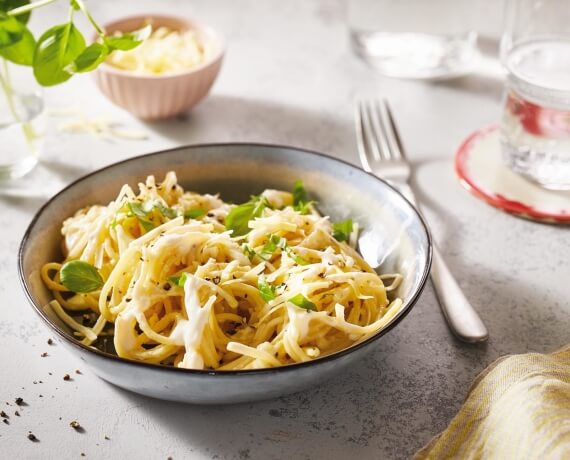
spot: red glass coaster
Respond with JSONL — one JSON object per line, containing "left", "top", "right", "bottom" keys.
{"left": 455, "top": 125, "right": 570, "bottom": 224}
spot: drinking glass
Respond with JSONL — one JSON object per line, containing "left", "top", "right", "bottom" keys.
{"left": 0, "top": 61, "right": 45, "bottom": 180}
{"left": 500, "top": 0, "right": 570, "bottom": 190}
{"left": 347, "top": 0, "right": 479, "bottom": 80}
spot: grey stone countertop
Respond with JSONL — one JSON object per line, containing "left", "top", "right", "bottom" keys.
{"left": 0, "top": 1, "right": 568, "bottom": 459}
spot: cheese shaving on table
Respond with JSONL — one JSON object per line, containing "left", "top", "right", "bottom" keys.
{"left": 41, "top": 172, "right": 403, "bottom": 370}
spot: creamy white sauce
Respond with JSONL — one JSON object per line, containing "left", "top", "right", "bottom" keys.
{"left": 170, "top": 275, "right": 214, "bottom": 369}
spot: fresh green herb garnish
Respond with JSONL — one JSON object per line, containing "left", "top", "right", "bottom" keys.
{"left": 258, "top": 234, "right": 309, "bottom": 265}
{"left": 292, "top": 180, "right": 313, "bottom": 214}
{"left": 225, "top": 196, "right": 268, "bottom": 236}
{"left": 257, "top": 274, "right": 276, "bottom": 303}
{"left": 60, "top": 260, "right": 104, "bottom": 293}
{"left": 127, "top": 202, "right": 156, "bottom": 232}
{"left": 127, "top": 202, "right": 148, "bottom": 218}
{"left": 138, "top": 219, "right": 156, "bottom": 232}
{"left": 259, "top": 234, "right": 282, "bottom": 260}
{"left": 243, "top": 244, "right": 257, "bottom": 261}
{"left": 184, "top": 208, "right": 207, "bottom": 219}
{"left": 288, "top": 293, "right": 317, "bottom": 311}
{"left": 332, "top": 219, "right": 353, "bottom": 242}
{"left": 169, "top": 273, "right": 188, "bottom": 287}
{"left": 155, "top": 202, "right": 177, "bottom": 219}
{"left": 125, "top": 200, "right": 179, "bottom": 232}
{"left": 284, "top": 245, "right": 309, "bottom": 265}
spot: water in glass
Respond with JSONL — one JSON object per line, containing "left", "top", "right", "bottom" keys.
{"left": 0, "top": 89, "right": 45, "bottom": 179}
{"left": 501, "top": 39, "right": 570, "bottom": 190}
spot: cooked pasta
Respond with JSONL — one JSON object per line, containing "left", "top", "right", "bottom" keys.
{"left": 41, "top": 172, "right": 403, "bottom": 370}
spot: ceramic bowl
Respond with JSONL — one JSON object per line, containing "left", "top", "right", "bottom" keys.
{"left": 19, "top": 144, "right": 432, "bottom": 404}
{"left": 93, "top": 15, "right": 224, "bottom": 120}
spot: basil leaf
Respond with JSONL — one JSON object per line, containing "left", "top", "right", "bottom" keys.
{"left": 285, "top": 247, "right": 309, "bottom": 265}
{"left": 259, "top": 234, "right": 282, "bottom": 260}
{"left": 179, "top": 273, "right": 188, "bottom": 286}
{"left": 292, "top": 180, "right": 313, "bottom": 214}
{"left": 60, "top": 260, "right": 104, "bottom": 293}
{"left": 332, "top": 219, "right": 353, "bottom": 242}
{"left": 0, "top": 0, "right": 31, "bottom": 24}
{"left": 243, "top": 244, "right": 257, "bottom": 261}
{"left": 33, "top": 22, "right": 86, "bottom": 86}
{"left": 138, "top": 218, "right": 156, "bottom": 232}
{"left": 289, "top": 294, "right": 317, "bottom": 312}
{"left": 104, "top": 24, "right": 151, "bottom": 51}
{"left": 127, "top": 202, "right": 147, "bottom": 218}
{"left": 0, "top": 11, "right": 25, "bottom": 48}
{"left": 292, "top": 180, "right": 307, "bottom": 206}
{"left": 0, "top": 23, "right": 34, "bottom": 65}
{"left": 65, "top": 41, "right": 108, "bottom": 73}
{"left": 168, "top": 275, "right": 181, "bottom": 285}
{"left": 226, "top": 197, "right": 266, "bottom": 237}
{"left": 184, "top": 208, "right": 206, "bottom": 219}
{"left": 258, "top": 274, "right": 275, "bottom": 302}
{"left": 155, "top": 202, "right": 177, "bottom": 219}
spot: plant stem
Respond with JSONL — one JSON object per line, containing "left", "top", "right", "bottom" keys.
{"left": 7, "top": 0, "right": 58, "bottom": 17}
{"left": 0, "top": 59, "right": 37, "bottom": 154}
{"left": 74, "top": 0, "right": 105, "bottom": 37}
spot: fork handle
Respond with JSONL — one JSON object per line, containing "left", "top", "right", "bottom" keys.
{"left": 395, "top": 183, "right": 488, "bottom": 343}
{"left": 430, "top": 244, "right": 488, "bottom": 343}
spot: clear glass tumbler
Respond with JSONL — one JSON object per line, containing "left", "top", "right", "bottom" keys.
{"left": 0, "top": 60, "right": 45, "bottom": 180}
{"left": 500, "top": 0, "right": 570, "bottom": 190}
{"left": 347, "top": 0, "right": 479, "bottom": 80}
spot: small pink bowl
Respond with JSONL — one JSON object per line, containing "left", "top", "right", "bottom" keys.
{"left": 93, "top": 15, "right": 224, "bottom": 120}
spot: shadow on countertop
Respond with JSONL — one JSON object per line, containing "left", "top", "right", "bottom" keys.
{"left": 139, "top": 94, "right": 358, "bottom": 163}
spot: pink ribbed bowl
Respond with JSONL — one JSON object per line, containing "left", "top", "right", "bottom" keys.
{"left": 93, "top": 15, "right": 224, "bottom": 120}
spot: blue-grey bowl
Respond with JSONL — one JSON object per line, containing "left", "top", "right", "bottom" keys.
{"left": 19, "top": 144, "right": 432, "bottom": 404}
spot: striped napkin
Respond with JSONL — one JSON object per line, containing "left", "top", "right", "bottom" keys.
{"left": 415, "top": 346, "right": 570, "bottom": 459}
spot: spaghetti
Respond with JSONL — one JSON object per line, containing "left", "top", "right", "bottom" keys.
{"left": 41, "top": 172, "right": 403, "bottom": 370}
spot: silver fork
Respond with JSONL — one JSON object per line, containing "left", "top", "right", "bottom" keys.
{"left": 355, "top": 99, "right": 488, "bottom": 343}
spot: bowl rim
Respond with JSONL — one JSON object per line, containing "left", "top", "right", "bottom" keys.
{"left": 96, "top": 14, "right": 226, "bottom": 80}
{"left": 18, "top": 142, "right": 433, "bottom": 377}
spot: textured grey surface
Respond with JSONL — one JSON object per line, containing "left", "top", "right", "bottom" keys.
{"left": 0, "top": 1, "right": 568, "bottom": 459}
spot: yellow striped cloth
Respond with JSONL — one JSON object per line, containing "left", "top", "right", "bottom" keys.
{"left": 415, "top": 346, "right": 570, "bottom": 459}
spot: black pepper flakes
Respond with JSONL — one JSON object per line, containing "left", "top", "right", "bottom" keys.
{"left": 75, "top": 369, "right": 82, "bottom": 375}
{"left": 2, "top": 419, "right": 8, "bottom": 425}
{"left": 14, "top": 411, "right": 19, "bottom": 417}
{"left": 47, "top": 338, "right": 54, "bottom": 345}
{"left": 27, "top": 433, "right": 38, "bottom": 442}
{"left": 70, "top": 420, "right": 82, "bottom": 431}
{"left": 63, "top": 374, "right": 71, "bottom": 381}
{"left": 104, "top": 435, "right": 110, "bottom": 440}
{"left": 15, "top": 398, "right": 24, "bottom": 406}
{"left": 40, "top": 352, "right": 48, "bottom": 357}
{"left": 0, "top": 410, "right": 7, "bottom": 418}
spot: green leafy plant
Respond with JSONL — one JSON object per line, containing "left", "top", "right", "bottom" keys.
{"left": 0, "top": 0, "right": 149, "bottom": 161}
{"left": 0, "top": 0, "right": 149, "bottom": 86}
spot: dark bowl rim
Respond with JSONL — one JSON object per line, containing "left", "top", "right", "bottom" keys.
{"left": 18, "top": 142, "right": 433, "bottom": 377}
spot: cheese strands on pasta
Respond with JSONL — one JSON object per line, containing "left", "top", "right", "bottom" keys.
{"left": 41, "top": 172, "right": 403, "bottom": 370}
